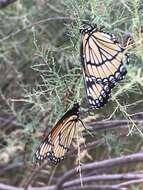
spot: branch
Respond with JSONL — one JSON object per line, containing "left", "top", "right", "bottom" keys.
{"left": 64, "top": 185, "right": 119, "bottom": 190}
{"left": 115, "top": 179, "right": 143, "bottom": 188}
{"left": 1, "top": 171, "right": 143, "bottom": 190}
{"left": 63, "top": 173, "right": 143, "bottom": 189}
{"left": 0, "top": 183, "right": 22, "bottom": 190}
{"left": 85, "top": 119, "right": 143, "bottom": 132}
{"left": 56, "top": 152, "right": 143, "bottom": 190}
{"left": 0, "top": 184, "right": 119, "bottom": 190}
{"left": 0, "top": 163, "right": 23, "bottom": 175}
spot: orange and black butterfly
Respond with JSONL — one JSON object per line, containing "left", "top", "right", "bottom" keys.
{"left": 80, "top": 24, "right": 129, "bottom": 109}
{"left": 34, "top": 103, "right": 80, "bottom": 165}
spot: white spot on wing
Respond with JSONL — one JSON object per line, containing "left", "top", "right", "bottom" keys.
{"left": 89, "top": 99, "right": 92, "bottom": 104}
{"left": 87, "top": 89, "right": 90, "bottom": 96}
{"left": 92, "top": 101, "right": 96, "bottom": 105}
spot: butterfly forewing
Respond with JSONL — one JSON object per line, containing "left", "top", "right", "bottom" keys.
{"left": 82, "top": 30, "right": 127, "bottom": 84}
{"left": 34, "top": 103, "right": 79, "bottom": 164}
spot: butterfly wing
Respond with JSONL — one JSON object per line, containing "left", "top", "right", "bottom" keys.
{"left": 84, "top": 75, "right": 111, "bottom": 109}
{"left": 81, "top": 29, "right": 128, "bottom": 86}
{"left": 80, "top": 25, "right": 128, "bottom": 108}
{"left": 49, "top": 116, "right": 77, "bottom": 164}
{"left": 81, "top": 41, "right": 111, "bottom": 108}
{"left": 34, "top": 103, "right": 79, "bottom": 164}
{"left": 34, "top": 133, "right": 53, "bottom": 162}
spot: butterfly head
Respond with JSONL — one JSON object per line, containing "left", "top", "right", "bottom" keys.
{"left": 72, "top": 103, "right": 80, "bottom": 115}
{"left": 80, "top": 23, "right": 97, "bottom": 34}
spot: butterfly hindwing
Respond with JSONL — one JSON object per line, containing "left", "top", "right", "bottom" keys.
{"left": 35, "top": 134, "right": 53, "bottom": 162}
{"left": 85, "top": 76, "right": 111, "bottom": 108}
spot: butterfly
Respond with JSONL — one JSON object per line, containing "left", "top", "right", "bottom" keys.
{"left": 80, "top": 24, "right": 128, "bottom": 109}
{"left": 34, "top": 103, "right": 80, "bottom": 165}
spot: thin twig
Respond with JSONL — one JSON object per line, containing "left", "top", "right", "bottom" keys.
{"left": 114, "top": 178, "right": 143, "bottom": 188}
{"left": 24, "top": 160, "right": 49, "bottom": 190}
{"left": 0, "top": 163, "right": 23, "bottom": 175}
{"left": 0, "top": 16, "right": 75, "bottom": 43}
{"left": 69, "top": 138, "right": 105, "bottom": 157}
{"left": 65, "top": 185, "right": 120, "bottom": 190}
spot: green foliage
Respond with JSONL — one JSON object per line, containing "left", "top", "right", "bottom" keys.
{"left": 0, "top": 0, "right": 143, "bottom": 188}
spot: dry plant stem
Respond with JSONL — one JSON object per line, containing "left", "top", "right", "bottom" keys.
{"left": 0, "top": 163, "right": 23, "bottom": 176}
{"left": 47, "top": 165, "right": 58, "bottom": 186}
{"left": 24, "top": 153, "right": 143, "bottom": 190}
{"left": 114, "top": 178, "right": 143, "bottom": 188}
{"left": 69, "top": 138, "right": 105, "bottom": 156}
{"left": 62, "top": 76, "right": 80, "bottom": 108}
{"left": 64, "top": 185, "right": 120, "bottom": 190}
{"left": 63, "top": 174, "right": 143, "bottom": 188}
{"left": 24, "top": 161, "right": 49, "bottom": 190}
{"left": 1, "top": 173, "right": 143, "bottom": 190}
{"left": 76, "top": 131, "right": 83, "bottom": 187}
{"left": 56, "top": 152, "right": 143, "bottom": 190}
{"left": 0, "top": 116, "right": 16, "bottom": 127}
{"left": 0, "top": 184, "right": 119, "bottom": 190}
{"left": 86, "top": 119, "right": 143, "bottom": 132}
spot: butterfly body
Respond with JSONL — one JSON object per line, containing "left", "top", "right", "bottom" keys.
{"left": 35, "top": 103, "right": 79, "bottom": 164}
{"left": 80, "top": 24, "right": 128, "bottom": 109}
